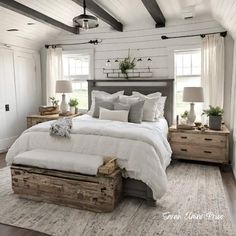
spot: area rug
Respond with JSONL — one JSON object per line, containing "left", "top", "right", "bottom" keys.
{"left": 0, "top": 163, "right": 234, "bottom": 236}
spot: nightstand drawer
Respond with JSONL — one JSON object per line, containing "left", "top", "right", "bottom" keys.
{"left": 170, "top": 132, "right": 227, "bottom": 147}
{"left": 171, "top": 144, "right": 227, "bottom": 161}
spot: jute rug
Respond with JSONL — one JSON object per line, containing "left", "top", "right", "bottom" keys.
{"left": 0, "top": 163, "right": 234, "bottom": 236}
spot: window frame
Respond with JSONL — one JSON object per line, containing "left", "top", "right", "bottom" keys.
{"left": 62, "top": 49, "right": 94, "bottom": 112}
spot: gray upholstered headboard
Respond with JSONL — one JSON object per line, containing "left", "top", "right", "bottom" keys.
{"left": 87, "top": 79, "right": 174, "bottom": 126}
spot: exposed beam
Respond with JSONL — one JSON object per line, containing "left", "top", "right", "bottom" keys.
{"left": 72, "top": 0, "right": 123, "bottom": 32}
{"left": 0, "top": 0, "right": 79, "bottom": 34}
{"left": 141, "top": 0, "right": 165, "bottom": 28}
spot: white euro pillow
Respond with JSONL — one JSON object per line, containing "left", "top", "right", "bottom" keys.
{"left": 132, "top": 91, "right": 162, "bottom": 98}
{"left": 88, "top": 90, "right": 124, "bottom": 115}
{"left": 99, "top": 108, "right": 129, "bottom": 122}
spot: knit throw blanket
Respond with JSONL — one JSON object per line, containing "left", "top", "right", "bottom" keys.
{"left": 50, "top": 118, "right": 72, "bottom": 138}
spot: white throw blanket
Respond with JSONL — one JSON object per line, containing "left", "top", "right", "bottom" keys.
{"left": 6, "top": 115, "right": 172, "bottom": 200}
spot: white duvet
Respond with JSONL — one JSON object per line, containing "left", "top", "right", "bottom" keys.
{"left": 6, "top": 115, "right": 172, "bottom": 200}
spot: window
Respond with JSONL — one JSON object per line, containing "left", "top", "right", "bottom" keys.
{"left": 175, "top": 50, "right": 202, "bottom": 121}
{"left": 62, "top": 54, "right": 90, "bottom": 110}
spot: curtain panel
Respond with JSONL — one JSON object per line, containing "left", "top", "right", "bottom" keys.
{"left": 46, "top": 47, "right": 63, "bottom": 105}
{"left": 201, "top": 34, "right": 225, "bottom": 108}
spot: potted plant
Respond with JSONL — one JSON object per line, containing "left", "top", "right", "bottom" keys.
{"left": 119, "top": 49, "right": 136, "bottom": 79}
{"left": 202, "top": 105, "right": 223, "bottom": 130}
{"left": 49, "top": 97, "right": 59, "bottom": 107}
{"left": 180, "top": 110, "right": 188, "bottom": 124}
{"left": 68, "top": 98, "right": 78, "bottom": 115}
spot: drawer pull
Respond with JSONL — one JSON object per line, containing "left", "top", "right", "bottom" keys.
{"left": 204, "top": 138, "right": 212, "bottom": 141}
{"left": 204, "top": 151, "right": 212, "bottom": 154}
{"left": 181, "top": 136, "right": 188, "bottom": 139}
{"left": 181, "top": 148, "right": 187, "bottom": 152}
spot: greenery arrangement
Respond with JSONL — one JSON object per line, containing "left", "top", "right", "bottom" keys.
{"left": 202, "top": 105, "right": 224, "bottom": 117}
{"left": 49, "top": 97, "right": 59, "bottom": 107}
{"left": 181, "top": 110, "right": 188, "bottom": 119}
{"left": 119, "top": 49, "right": 136, "bottom": 78}
{"left": 68, "top": 98, "right": 79, "bottom": 107}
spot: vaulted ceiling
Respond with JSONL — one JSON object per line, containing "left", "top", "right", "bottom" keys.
{"left": 0, "top": 0, "right": 234, "bottom": 50}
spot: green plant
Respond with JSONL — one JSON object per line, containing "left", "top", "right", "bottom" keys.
{"left": 181, "top": 110, "right": 188, "bottom": 119}
{"left": 119, "top": 49, "right": 136, "bottom": 78}
{"left": 68, "top": 98, "right": 79, "bottom": 107}
{"left": 202, "top": 105, "right": 224, "bottom": 117}
{"left": 49, "top": 97, "right": 59, "bottom": 107}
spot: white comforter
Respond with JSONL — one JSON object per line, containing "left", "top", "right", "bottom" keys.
{"left": 6, "top": 115, "right": 172, "bottom": 200}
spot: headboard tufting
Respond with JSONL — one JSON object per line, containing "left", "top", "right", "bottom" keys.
{"left": 87, "top": 79, "right": 174, "bottom": 126}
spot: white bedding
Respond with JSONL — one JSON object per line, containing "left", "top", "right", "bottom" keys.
{"left": 6, "top": 114, "right": 172, "bottom": 200}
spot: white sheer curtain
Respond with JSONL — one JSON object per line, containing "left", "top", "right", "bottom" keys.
{"left": 201, "top": 34, "right": 225, "bottom": 108}
{"left": 46, "top": 47, "right": 63, "bottom": 105}
{"left": 231, "top": 45, "right": 236, "bottom": 176}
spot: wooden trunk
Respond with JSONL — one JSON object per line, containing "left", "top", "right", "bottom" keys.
{"left": 11, "top": 164, "right": 123, "bottom": 213}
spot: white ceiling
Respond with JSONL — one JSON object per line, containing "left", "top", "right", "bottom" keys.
{"left": 0, "top": 0, "right": 234, "bottom": 50}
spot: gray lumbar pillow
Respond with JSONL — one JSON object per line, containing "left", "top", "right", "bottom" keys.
{"left": 114, "top": 102, "right": 130, "bottom": 111}
{"left": 128, "top": 100, "right": 145, "bottom": 123}
{"left": 92, "top": 97, "right": 116, "bottom": 118}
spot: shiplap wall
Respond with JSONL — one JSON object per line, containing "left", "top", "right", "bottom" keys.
{"left": 46, "top": 17, "right": 225, "bottom": 80}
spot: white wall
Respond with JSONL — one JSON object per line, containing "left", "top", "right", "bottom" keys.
{"left": 0, "top": 45, "right": 42, "bottom": 152}
{"left": 46, "top": 17, "right": 224, "bottom": 80}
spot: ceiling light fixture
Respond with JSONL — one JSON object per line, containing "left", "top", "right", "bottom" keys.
{"left": 73, "top": 0, "right": 99, "bottom": 30}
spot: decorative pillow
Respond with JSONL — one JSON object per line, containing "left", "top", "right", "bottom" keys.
{"left": 88, "top": 90, "right": 124, "bottom": 115}
{"left": 142, "top": 97, "right": 159, "bottom": 121}
{"left": 114, "top": 102, "right": 130, "bottom": 111}
{"left": 156, "top": 96, "right": 167, "bottom": 118}
{"left": 118, "top": 95, "right": 140, "bottom": 104}
{"left": 132, "top": 91, "right": 162, "bottom": 98}
{"left": 128, "top": 100, "right": 145, "bottom": 123}
{"left": 132, "top": 91, "right": 163, "bottom": 120}
{"left": 99, "top": 108, "right": 129, "bottom": 122}
{"left": 92, "top": 97, "right": 116, "bottom": 118}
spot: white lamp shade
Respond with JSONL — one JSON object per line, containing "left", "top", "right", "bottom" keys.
{"left": 56, "top": 80, "right": 72, "bottom": 93}
{"left": 183, "top": 87, "right": 204, "bottom": 102}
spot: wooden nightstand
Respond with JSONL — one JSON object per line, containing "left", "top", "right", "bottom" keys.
{"left": 27, "top": 113, "right": 81, "bottom": 128}
{"left": 169, "top": 125, "right": 230, "bottom": 164}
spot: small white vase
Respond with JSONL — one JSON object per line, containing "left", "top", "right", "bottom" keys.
{"left": 70, "top": 106, "right": 75, "bottom": 114}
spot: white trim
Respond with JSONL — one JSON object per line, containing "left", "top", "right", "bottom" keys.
{"left": 62, "top": 48, "right": 95, "bottom": 80}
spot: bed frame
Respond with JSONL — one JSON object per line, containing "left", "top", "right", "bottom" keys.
{"left": 87, "top": 79, "right": 174, "bottom": 205}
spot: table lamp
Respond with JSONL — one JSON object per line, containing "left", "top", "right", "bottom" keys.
{"left": 56, "top": 80, "right": 72, "bottom": 114}
{"left": 183, "top": 87, "right": 204, "bottom": 124}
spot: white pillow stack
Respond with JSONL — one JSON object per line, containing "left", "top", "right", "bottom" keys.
{"left": 132, "top": 91, "right": 166, "bottom": 121}
{"left": 88, "top": 90, "right": 124, "bottom": 115}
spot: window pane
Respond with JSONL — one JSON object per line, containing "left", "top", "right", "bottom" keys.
{"left": 183, "top": 54, "right": 191, "bottom": 67}
{"left": 63, "top": 54, "right": 90, "bottom": 110}
{"left": 175, "top": 50, "right": 202, "bottom": 120}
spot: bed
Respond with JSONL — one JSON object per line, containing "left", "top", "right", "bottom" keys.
{"left": 6, "top": 79, "right": 174, "bottom": 205}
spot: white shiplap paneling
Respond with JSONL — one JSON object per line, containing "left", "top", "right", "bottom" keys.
{"left": 48, "top": 17, "right": 224, "bottom": 80}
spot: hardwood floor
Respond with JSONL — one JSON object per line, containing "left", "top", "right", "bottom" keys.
{"left": 0, "top": 153, "right": 236, "bottom": 234}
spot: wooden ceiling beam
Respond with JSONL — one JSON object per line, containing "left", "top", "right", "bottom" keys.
{"left": 141, "top": 0, "right": 165, "bottom": 28}
{"left": 72, "top": 0, "right": 123, "bottom": 32}
{"left": 0, "top": 0, "right": 79, "bottom": 34}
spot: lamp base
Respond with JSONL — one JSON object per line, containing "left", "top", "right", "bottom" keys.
{"left": 187, "top": 103, "right": 196, "bottom": 124}
{"left": 60, "top": 94, "right": 68, "bottom": 114}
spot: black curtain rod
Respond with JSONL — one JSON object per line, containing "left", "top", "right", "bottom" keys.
{"left": 161, "top": 31, "right": 227, "bottom": 40}
{"left": 45, "top": 39, "right": 102, "bottom": 48}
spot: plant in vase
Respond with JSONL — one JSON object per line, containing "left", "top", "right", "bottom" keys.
{"left": 68, "top": 98, "right": 78, "bottom": 115}
{"left": 202, "top": 105, "right": 223, "bottom": 130}
{"left": 49, "top": 97, "right": 59, "bottom": 107}
{"left": 180, "top": 110, "right": 188, "bottom": 124}
{"left": 119, "top": 49, "right": 136, "bottom": 79}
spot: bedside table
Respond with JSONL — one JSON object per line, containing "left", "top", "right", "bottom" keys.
{"left": 27, "top": 113, "right": 81, "bottom": 128}
{"left": 169, "top": 125, "right": 230, "bottom": 164}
